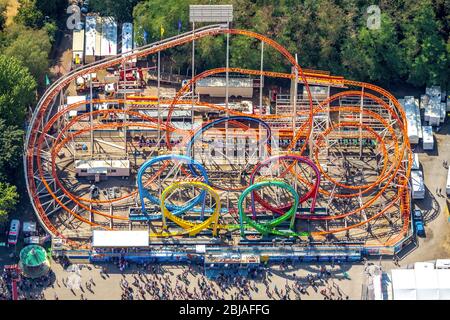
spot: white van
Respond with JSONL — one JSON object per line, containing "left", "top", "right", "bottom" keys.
{"left": 7, "top": 219, "right": 20, "bottom": 246}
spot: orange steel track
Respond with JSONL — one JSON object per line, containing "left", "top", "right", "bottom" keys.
{"left": 25, "top": 26, "right": 412, "bottom": 249}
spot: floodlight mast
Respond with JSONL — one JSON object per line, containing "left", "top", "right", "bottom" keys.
{"left": 189, "top": 5, "right": 234, "bottom": 203}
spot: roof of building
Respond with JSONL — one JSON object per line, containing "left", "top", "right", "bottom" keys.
{"left": 19, "top": 245, "right": 48, "bottom": 267}
{"left": 197, "top": 77, "right": 253, "bottom": 88}
{"left": 92, "top": 230, "right": 149, "bottom": 247}
{"left": 74, "top": 159, "right": 130, "bottom": 170}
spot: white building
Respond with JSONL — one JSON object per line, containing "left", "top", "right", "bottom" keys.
{"left": 75, "top": 159, "right": 130, "bottom": 181}
{"left": 196, "top": 77, "right": 254, "bottom": 98}
{"left": 411, "top": 170, "right": 425, "bottom": 200}
{"left": 101, "top": 17, "right": 117, "bottom": 57}
{"left": 422, "top": 126, "right": 434, "bottom": 151}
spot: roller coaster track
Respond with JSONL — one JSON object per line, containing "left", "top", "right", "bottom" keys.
{"left": 25, "top": 24, "right": 412, "bottom": 249}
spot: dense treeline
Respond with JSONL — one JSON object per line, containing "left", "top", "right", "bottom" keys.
{"left": 130, "top": 0, "right": 449, "bottom": 88}
{"left": 0, "top": 0, "right": 61, "bottom": 223}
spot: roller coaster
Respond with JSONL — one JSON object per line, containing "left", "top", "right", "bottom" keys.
{"left": 24, "top": 24, "right": 413, "bottom": 253}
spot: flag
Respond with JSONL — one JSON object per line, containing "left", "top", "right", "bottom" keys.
{"left": 178, "top": 19, "right": 182, "bottom": 33}
{"left": 160, "top": 24, "right": 165, "bottom": 38}
{"left": 45, "top": 74, "right": 51, "bottom": 86}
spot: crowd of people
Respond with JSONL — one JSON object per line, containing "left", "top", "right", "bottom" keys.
{"left": 1, "top": 257, "right": 352, "bottom": 300}
{"left": 0, "top": 270, "right": 11, "bottom": 300}
{"left": 0, "top": 268, "right": 52, "bottom": 300}
{"left": 111, "top": 261, "right": 350, "bottom": 300}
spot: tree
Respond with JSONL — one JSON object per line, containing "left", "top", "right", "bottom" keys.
{"left": 0, "top": 55, "right": 36, "bottom": 126}
{"left": 0, "top": 0, "right": 8, "bottom": 31}
{"left": 35, "top": 0, "right": 68, "bottom": 21}
{"left": 341, "top": 14, "right": 406, "bottom": 85}
{"left": 14, "top": 0, "right": 44, "bottom": 29}
{"left": 401, "top": 1, "right": 449, "bottom": 86}
{"left": 2, "top": 24, "right": 52, "bottom": 82}
{"left": 0, "top": 182, "right": 19, "bottom": 224}
{"left": 0, "top": 119, "right": 24, "bottom": 182}
{"left": 133, "top": 0, "right": 190, "bottom": 45}
{"left": 92, "top": 0, "right": 140, "bottom": 23}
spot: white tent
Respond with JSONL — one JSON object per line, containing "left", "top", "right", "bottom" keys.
{"left": 415, "top": 268, "right": 439, "bottom": 300}
{"left": 437, "top": 270, "right": 450, "bottom": 299}
{"left": 391, "top": 268, "right": 450, "bottom": 300}
{"left": 392, "top": 269, "right": 417, "bottom": 300}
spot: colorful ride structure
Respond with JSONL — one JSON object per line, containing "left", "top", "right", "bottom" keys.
{"left": 24, "top": 24, "right": 412, "bottom": 252}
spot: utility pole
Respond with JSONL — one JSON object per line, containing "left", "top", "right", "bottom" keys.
{"left": 90, "top": 75, "right": 94, "bottom": 158}
{"left": 158, "top": 51, "right": 161, "bottom": 145}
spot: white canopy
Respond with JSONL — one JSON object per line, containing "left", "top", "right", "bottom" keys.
{"left": 391, "top": 268, "right": 450, "bottom": 300}
{"left": 92, "top": 230, "right": 149, "bottom": 247}
{"left": 437, "top": 270, "right": 450, "bottom": 299}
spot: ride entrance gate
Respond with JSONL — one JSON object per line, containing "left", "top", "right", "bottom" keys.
{"left": 204, "top": 252, "right": 260, "bottom": 279}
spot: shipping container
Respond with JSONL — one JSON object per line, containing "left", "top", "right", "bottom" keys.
{"left": 411, "top": 170, "right": 425, "bottom": 200}
{"left": 422, "top": 126, "right": 434, "bottom": 151}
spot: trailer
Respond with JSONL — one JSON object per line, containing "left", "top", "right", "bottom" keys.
{"left": 426, "top": 99, "right": 441, "bottom": 126}
{"left": 404, "top": 96, "right": 421, "bottom": 144}
{"left": 412, "top": 153, "right": 420, "bottom": 171}
{"left": 72, "top": 28, "right": 85, "bottom": 66}
{"left": 75, "top": 159, "right": 130, "bottom": 181}
{"left": 446, "top": 168, "right": 450, "bottom": 196}
{"left": 411, "top": 170, "right": 425, "bottom": 200}
{"left": 422, "top": 126, "right": 434, "bottom": 151}
{"left": 440, "top": 102, "right": 446, "bottom": 123}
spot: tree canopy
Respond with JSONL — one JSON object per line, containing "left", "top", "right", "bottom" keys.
{"left": 0, "top": 119, "right": 24, "bottom": 182}
{"left": 0, "top": 54, "right": 36, "bottom": 126}
{"left": 15, "top": 0, "right": 45, "bottom": 29}
{"left": 91, "top": 0, "right": 140, "bottom": 23}
{"left": 132, "top": 0, "right": 450, "bottom": 88}
{"left": 0, "top": 182, "right": 19, "bottom": 224}
{"left": 1, "top": 24, "right": 52, "bottom": 81}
